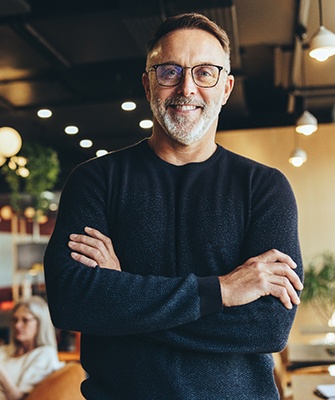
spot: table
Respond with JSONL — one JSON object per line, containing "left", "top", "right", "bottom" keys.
{"left": 292, "top": 373, "right": 335, "bottom": 400}
{"left": 288, "top": 343, "right": 335, "bottom": 370}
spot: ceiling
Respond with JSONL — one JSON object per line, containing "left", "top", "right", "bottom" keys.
{"left": 0, "top": 0, "right": 335, "bottom": 194}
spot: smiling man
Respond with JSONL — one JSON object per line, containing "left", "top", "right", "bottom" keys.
{"left": 44, "top": 13, "right": 303, "bottom": 400}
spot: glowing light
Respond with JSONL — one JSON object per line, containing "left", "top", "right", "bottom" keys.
{"left": 80, "top": 139, "right": 93, "bottom": 148}
{"left": 96, "top": 149, "right": 108, "bottom": 157}
{"left": 65, "top": 126, "right": 79, "bottom": 135}
{"left": 0, "top": 206, "right": 13, "bottom": 220}
{"left": 139, "top": 119, "right": 153, "bottom": 129}
{"left": 121, "top": 101, "right": 137, "bottom": 111}
{"left": 289, "top": 148, "right": 307, "bottom": 167}
{"left": 24, "top": 207, "right": 36, "bottom": 219}
{"left": 37, "top": 109, "right": 52, "bottom": 118}
{"left": 17, "top": 167, "right": 30, "bottom": 177}
{"left": 0, "top": 127, "right": 22, "bottom": 157}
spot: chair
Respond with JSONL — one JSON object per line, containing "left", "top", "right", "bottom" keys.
{"left": 273, "top": 350, "right": 293, "bottom": 400}
{"left": 26, "top": 362, "right": 86, "bottom": 400}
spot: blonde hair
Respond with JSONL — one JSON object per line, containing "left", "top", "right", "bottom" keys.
{"left": 10, "top": 296, "right": 58, "bottom": 350}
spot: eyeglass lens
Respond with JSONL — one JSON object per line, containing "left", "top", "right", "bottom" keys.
{"left": 11, "top": 317, "right": 36, "bottom": 324}
{"left": 155, "top": 64, "right": 221, "bottom": 87}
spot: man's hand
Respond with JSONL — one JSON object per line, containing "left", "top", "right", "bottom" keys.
{"left": 68, "top": 227, "right": 121, "bottom": 271}
{"left": 218, "top": 249, "right": 303, "bottom": 310}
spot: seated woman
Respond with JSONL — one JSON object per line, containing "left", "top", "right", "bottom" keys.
{"left": 0, "top": 296, "right": 64, "bottom": 400}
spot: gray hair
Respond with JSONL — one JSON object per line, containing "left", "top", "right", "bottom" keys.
{"left": 146, "top": 13, "right": 231, "bottom": 72}
{"left": 10, "top": 296, "right": 58, "bottom": 350}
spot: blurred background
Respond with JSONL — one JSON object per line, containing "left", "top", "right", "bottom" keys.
{"left": 0, "top": 0, "right": 334, "bottom": 192}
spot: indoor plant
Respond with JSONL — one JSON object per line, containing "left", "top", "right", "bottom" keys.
{"left": 1, "top": 142, "right": 60, "bottom": 218}
{"left": 301, "top": 251, "right": 335, "bottom": 326}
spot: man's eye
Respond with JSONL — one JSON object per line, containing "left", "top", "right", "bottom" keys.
{"left": 195, "top": 68, "right": 215, "bottom": 77}
{"left": 163, "top": 68, "right": 178, "bottom": 77}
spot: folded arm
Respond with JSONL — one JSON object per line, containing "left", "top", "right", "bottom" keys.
{"left": 68, "top": 227, "right": 302, "bottom": 353}
{"left": 69, "top": 227, "right": 302, "bottom": 311}
{"left": 0, "top": 365, "right": 24, "bottom": 400}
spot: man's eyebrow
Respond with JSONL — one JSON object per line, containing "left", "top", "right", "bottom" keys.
{"left": 154, "top": 61, "right": 220, "bottom": 66}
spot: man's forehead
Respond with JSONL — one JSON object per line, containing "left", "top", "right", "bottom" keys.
{"left": 147, "top": 29, "right": 226, "bottom": 65}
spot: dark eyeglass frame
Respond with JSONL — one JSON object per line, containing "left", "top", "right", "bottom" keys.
{"left": 147, "top": 63, "right": 229, "bottom": 88}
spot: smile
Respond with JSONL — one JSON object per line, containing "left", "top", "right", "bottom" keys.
{"left": 170, "top": 105, "right": 200, "bottom": 111}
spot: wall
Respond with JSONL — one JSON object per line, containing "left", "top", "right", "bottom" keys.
{"left": 216, "top": 122, "right": 335, "bottom": 343}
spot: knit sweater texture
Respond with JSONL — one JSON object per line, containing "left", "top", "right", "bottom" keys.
{"left": 44, "top": 139, "right": 303, "bottom": 399}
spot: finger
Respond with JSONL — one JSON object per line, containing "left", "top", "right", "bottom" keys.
{"left": 69, "top": 233, "right": 101, "bottom": 247}
{"left": 68, "top": 240, "right": 104, "bottom": 264}
{"left": 70, "top": 230, "right": 117, "bottom": 262}
{"left": 266, "top": 271, "right": 301, "bottom": 308}
{"left": 270, "top": 263, "right": 303, "bottom": 291}
{"left": 268, "top": 283, "right": 294, "bottom": 309}
{"left": 276, "top": 275, "right": 301, "bottom": 304}
{"left": 70, "top": 252, "right": 97, "bottom": 268}
{"left": 84, "top": 227, "right": 111, "bottom": 245}
{"left": 69, "top": 234, "right": 110, "bottom": 260}
{"left": 256, "top": 249, "right": 297, "bottom": 269}
{"left": 84, "top": 227, "right": 117, "bottom": 252}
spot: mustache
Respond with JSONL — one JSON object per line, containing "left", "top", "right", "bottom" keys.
{"left": 164, "top": 94, "right": 206, "bottom": 108}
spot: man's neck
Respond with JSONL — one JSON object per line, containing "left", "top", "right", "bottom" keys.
{"left": 148, "top": 131, "right": 217, "bottom": 166}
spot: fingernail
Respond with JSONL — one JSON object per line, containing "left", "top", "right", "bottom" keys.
{"left": 85, "top": 227, "right": 92, "bottom": 231}
{"left": 69, "top": 234, "right": 77, "bottom": 239}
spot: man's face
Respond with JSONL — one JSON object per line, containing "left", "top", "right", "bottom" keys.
{"left": 143, "top": 29, "right": 234, "bottom": 145}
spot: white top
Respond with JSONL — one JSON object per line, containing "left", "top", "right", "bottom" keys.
{"left": 0, "top": 345, "right": 64, "bottom": 399}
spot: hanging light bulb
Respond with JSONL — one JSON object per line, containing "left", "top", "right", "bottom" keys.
{"left": 295, "top": 110, "right": 318, "bottom": 135}
{"left": 309, "top": 26, "right": 335, "bottom": 61}
{"left": 309, "top": 0, "right": 335, "bottom": 62}
{"left": 0, "top": 127, "right": 22, "bottom": 157}
{"left": 289, "top": 148, "right": 307, "bottom": 167}
{"left": 296, "top": 37, "right": 318, "bottom": 135}
{"left": 289, "top": 131, "right": 307, "bottom": 167}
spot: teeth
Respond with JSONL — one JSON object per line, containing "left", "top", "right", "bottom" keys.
{"left": 174, "top": 105, "right": 197, "bottom": 111}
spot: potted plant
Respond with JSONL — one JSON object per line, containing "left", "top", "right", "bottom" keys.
{"left": 1, "top": 142, "right": 60, "bottom": 218}
{"left": 301, "top": 251, "right": 335, "bottom": 326}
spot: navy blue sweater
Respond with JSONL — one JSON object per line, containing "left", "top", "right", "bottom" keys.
{"left": 44, "top": 140, "right": 303, "bottom": 399}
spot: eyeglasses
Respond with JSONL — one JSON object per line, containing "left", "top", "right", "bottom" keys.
{"left": 11, "top": 317, "right": 37, "bottom": 325}
{"left": 147, "top": 63, "right": 228, "bottom": 88}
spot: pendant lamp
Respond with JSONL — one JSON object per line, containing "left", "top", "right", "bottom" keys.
{"left": 295, "top": 110, "right": 318, "bottom": 135}
{"left": 309, "top": 0, "right": 335, "bottom": 61}
{"left": 289, "top": 132, "right": 307, "bottom": 167}
{"left": 296, "top": 37, "right": 318, "bottom": 135}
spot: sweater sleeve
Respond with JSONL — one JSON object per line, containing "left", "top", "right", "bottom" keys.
{"left": 44, "top": 160, "right": 222, "bottom": 336}
{"left": 137, "top": 169, "right": 303, "bottom": 354}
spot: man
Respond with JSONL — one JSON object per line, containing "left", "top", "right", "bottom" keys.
{"left": 44, "top": 13, "right": 303, "bottom": 400}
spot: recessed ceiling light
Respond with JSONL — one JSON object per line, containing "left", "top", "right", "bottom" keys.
{"left": 37, "top": 109, "right": 52, "bottom": 118}
{"left": 96, "top": 149, "right": 108, "bottom": 157}
{"left": 80, "top": 139, "right": 93, "bottom": 148}
{"left": 121, "top": 101, "right": 136, "bottom": 111}
{"left": 139, "top": 119, "right": 153, "bottom": 129}
{"left": 65, "top": 125, "right": 79, "bottom": 135}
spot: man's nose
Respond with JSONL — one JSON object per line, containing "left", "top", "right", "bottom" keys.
{"left": 176, "top": 69, "right": 197, "bottom": 97}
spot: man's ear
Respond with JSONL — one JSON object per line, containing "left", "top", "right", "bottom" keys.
{"left": 222, "top": 75, "right": 235, "bottom": 106}
{"left": 142, "top": 72, "right": 151, "bottom": 102}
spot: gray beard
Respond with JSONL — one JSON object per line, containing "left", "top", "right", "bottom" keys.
{"left": 150, "top": 95, "right": 222, "bottom": 145}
